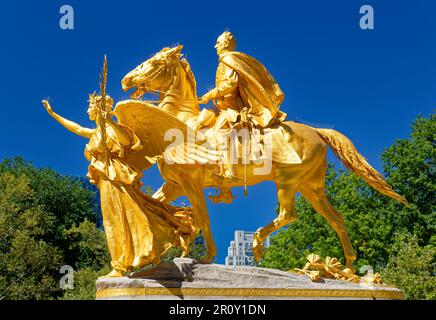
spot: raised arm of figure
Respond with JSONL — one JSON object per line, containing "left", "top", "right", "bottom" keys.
{"left": 41, "top": 100, "right": 94, "bottom": 139}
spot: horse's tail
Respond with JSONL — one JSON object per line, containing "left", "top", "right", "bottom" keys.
{"left": 315, "top": 128, "right": 407, "bottom": 204}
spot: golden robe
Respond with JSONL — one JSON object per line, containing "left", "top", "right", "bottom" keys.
{"left": 84, "top": 120, "right": 196, "bottom": 272}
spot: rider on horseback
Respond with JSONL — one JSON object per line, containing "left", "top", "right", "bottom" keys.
{"left": 199, "top": 31, "right": 287, "bottom": 204}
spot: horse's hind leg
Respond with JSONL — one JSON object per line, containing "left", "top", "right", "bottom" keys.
{"left": 277, "top": 183, "right": 298, "bottom": 223}
{"left": 301, "top": 186, "right": 356, "bottom": 272}
{"left": 253, "top": 184, "right": 297, "bottom": 262}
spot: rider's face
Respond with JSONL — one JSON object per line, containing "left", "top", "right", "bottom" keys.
{"left": 214, "top": 39, "right": 226, "bottom": 55}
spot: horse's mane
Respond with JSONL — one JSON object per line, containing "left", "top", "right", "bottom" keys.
{"left": 180, "top": 58, "right": 197, "bottom": 98}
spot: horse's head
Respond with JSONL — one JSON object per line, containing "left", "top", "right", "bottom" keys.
{"left": 122, "top": 45, "right": 184, "bottom": 99}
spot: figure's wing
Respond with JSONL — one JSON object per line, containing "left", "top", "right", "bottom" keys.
{"left": 114, "top": 100, "right": 187, "bottom": 160}
{"left": 113, "top": 100, "right": 220, "bottom": 167}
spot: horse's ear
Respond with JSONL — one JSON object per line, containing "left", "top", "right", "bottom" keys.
{"left": 165, "top": 45, "right": 183, "bottom": 57}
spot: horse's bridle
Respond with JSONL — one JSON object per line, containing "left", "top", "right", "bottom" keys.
{"left": 134, "top": 59, "right": 174, "bottom": 99}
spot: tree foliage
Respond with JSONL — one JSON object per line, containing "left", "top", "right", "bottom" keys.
{"left": 59, "top": 266, "right": 111, "bottom": 300}
{"left": 381, "top": 233, "right": 435, "bottom": 300}
{"left": 0, "top": 158, "right": 110, "bottom": 300}
{"left": 260, "top": 113, "right": 435, "bottom": 299}
{"left": 0, "top": 158, "right": 210, "bottom": 299}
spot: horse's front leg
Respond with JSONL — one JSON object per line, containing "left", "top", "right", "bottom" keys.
{"left": 253, "top": 183, "right": 297, "bottom": 262}
{"left": 180, "top": 177, "right": 216, "bottom": 263}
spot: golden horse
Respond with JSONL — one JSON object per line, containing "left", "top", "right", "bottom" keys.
{"left": 117, "top": 45, "right": 406, "bottom": 273}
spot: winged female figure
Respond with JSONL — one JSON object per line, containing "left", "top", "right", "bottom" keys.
{"left": 40, "top": 95, "right": 197, "bottom": 277}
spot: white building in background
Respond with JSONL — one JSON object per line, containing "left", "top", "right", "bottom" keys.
{"left": 225, "top": 230, "right": 270, "bottom": 266}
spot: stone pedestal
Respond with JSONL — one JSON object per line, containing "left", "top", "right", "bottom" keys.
{"left": 96, "top": 258, "right": 403, "bottom": 300}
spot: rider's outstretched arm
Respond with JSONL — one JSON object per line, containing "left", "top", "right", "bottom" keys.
{"left": 41, "top": 100, "right": 94, "bottom": 139}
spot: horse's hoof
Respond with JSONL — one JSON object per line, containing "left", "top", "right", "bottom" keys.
{"left": 253, "top": 250, "right": 263, "bottom": 262}
{"left": 288, "top": 213, "right": 298, "bottom": 223}
{"left": 252, "top": 243, "right": 263, "bottom": 262}
{"left": 343, "top": 267, "right": 356, "bottom": 276}
{"left": 252, "top": 232, "right": 265, "bottom": 262}
{"left": 198, "top": 257, "right": 213, "bottom": 264}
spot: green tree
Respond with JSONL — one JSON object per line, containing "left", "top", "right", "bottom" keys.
{"left": 62, "top": 219, "right": 110, "bottom": 271}
{"left": 381, "top": 234, "right": 435, "bottom": 300}
{"left": 59, "top": 266, "right": 111, "bottom": 300}
{"left": 380, "top": 113, "right": 435, "bottom": 245}
{"left": 0, "top": 158, "right": 110, "bottom": 300}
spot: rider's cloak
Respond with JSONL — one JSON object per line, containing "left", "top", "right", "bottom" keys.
{"left": 220, "top": 51, "right": 287, "bottom": 127}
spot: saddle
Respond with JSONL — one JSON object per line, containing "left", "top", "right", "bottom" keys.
{"left": 192, "top": 108, "right": 302, "bottom": 166}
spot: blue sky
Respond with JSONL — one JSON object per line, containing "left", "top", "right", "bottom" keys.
{"left": 1, "top": 0, "right": 435, "bottom": 263}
